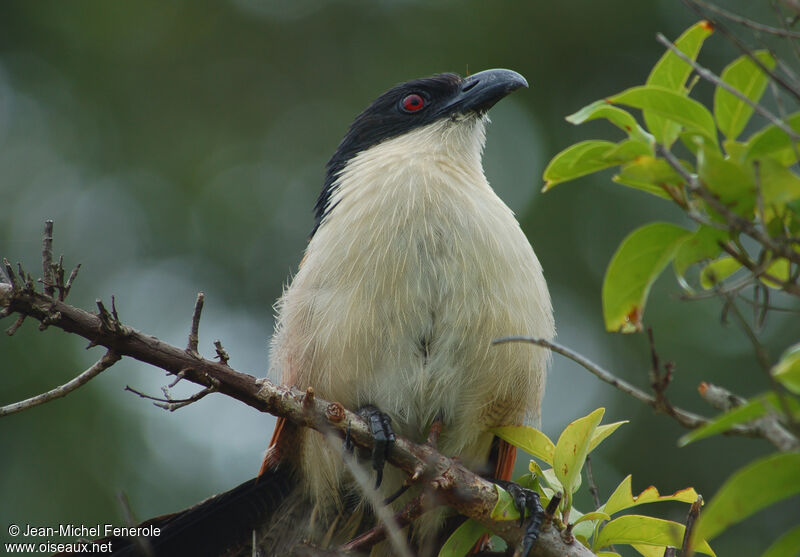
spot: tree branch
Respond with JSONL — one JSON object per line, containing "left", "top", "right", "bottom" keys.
{"left": 0, "top": 282, "right": 595, "bottom": 557}
{"left": 0, "top": 349, "right": 121, "bottom": 417}
{"left": 492, "top": 336, "right": 770, "bottom": 441}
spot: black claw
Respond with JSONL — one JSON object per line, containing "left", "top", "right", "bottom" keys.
{"left": 356, "top": 405, "right": 396, "bottom": 489}
{"left": 495, "top": 480, "right": 543, "bottom": 556}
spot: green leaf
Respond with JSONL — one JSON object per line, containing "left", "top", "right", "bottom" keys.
{"left": 566, "top": 100, "right": 654, "bottom": 144}
{"left": 645, "top": 21, "right": 714, "bottom": 147}
{"left": 437, "top": 518, "right": 488, "bottom": 557}
{"left": 648, "top": 21, "right": 714, "bottom": 91}
{"left": 597, "top": 515, "right": 715, "bottom": 555}
{"left": 602, "top": 475, "right": 700, "bottom": 516}
{"left": 677, "top": 393, "right": 781, "bottom": 447}
{"left": 760, "top": 524, "right": 800, "bottom": 557}
{"left": 673, "top": 225, "right": 728, "bottom": 278}
{"left": 543, "top": 140, "right": 618, "bottom": 190}
{"left": 610, "top": 86, "right": 718, "bottom": 147}
{"left": 723, "top": 139, "right": 748, "bottom": 161}
{"left": 574, "top": 511, "right": 612, "bottom": 526}
{"left": 491, "top": 484, "right": 522, "bottom": 522}
{"left": 491, "top": 425, "right": 555, "bottom": 465}
{"left": 744, "top": 112, "right": 800, "bottom": 166}
{"left": 554, "top": 408, "right": 605, "bottom": 498}
{"left": 612, "top": 155, "right": 684, "bottom": 200}
{"left": 772, "top": 343, "right": 800, "bottom": 394}
{"left": 603, "top": 140, "right": 653, "bottom": 164}
{"left": 699, "top": 256, "right": 742, "bottom": 289}
{"left": 714, "top": 50, "right": 776, "bottom": 140}
{"left": 597, "top": 553, "right": 622, "bottom": 557}
{"left": 588, "top": 421, "right": 629, "bottom": 452}
{"left": 761, "top": 257, "right": 790, "bottom": 288}
{"left": 603, "top": 222, "right": 691, "bottom": 332}
{"left": 693, "top": 452, "right": 800, "bottom": 545}
{"left": 758, "top": 157, "right": 800, "bottom": 218}
{"left": 632, "top": 545, "right": 668, "bottom": 557}
{"left": 697, "top": 139, "right": 755, "bottom": 216}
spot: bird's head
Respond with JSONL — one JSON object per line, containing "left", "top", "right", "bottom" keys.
{"left": 314, "top": 69, "right": 528, "bottom": 235}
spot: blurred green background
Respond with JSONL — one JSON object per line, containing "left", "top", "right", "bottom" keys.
{"left": 1, "top": 1, "right": 797, "bottom": 555}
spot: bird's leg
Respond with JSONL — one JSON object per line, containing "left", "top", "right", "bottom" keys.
{"left": 493, "top": 480, "right": 543, "bottom": 557}
{"left": 356, "top": 404, "right": 396, "bottom": 489}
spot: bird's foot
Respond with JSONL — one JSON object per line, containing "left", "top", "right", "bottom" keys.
{"left": 494, "top": 480, "right": 543, "bottom": 557}
{"left": 355, "top": 404, "right": 396, "bottom": 489}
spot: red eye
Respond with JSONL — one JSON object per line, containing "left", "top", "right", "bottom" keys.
{"left": 401, "top": 93, "right": 425, "bottom": 112}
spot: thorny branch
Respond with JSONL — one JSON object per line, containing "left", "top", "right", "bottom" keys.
{"left": 0, "top": 229, "right": 593, "bottom": 557}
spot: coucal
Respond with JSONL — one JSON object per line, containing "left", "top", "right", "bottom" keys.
{"left": 99, "top": 68, "right": 554, "bottom": 557}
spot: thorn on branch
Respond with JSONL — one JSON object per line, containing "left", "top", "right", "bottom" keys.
{"left": 3, "top": 258, "right": 18, "bottom": 289}
{"left": 167, "top": 369, "right": 187, "bottom": 389}
{"left": 679, "top": 495, "right": 703, "bottom": 557}
{"left": 213, "top": 339, "right": 230, "bottom": 365}
{"left": 6, "top": 315, "right": 25, "bottom": 336}
{"left": 543, "top": 492, "right": 562, "bottom": 531}
{"left": 584, "top": 455, "right": 601, "bottom": 510}
{"left": 303, "top": 387, "right": 315, "bottom": 409}
{"left": 187, "top": 292, "right": 205, "bottom": 355}
{"left": 63, "top": 263, "right": 81, "bottom": 301}
{"left": 95, "top": 298, "right": 123, "bottom": 336}
{"left": 648, "top": 328, "right": 675, "bottom": 412}
{"left": 42, "top": 220, "right": 55, "bottom": 298}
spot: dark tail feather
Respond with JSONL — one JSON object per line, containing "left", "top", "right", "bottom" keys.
{"left": 63, "top": 469, "right": 295, "bottom": 557}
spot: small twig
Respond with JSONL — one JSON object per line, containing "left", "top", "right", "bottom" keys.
{"left": 684, "top": 0, "right": 800, "bottom": 101}
{"left": 167, "top": 369, "right": 187, "bottom": 388}
{"left": 63, "top": 263, "right": 81, "bottom": 300}
{"left": 690, "top": 0, "right": 800, "bottom": 37}
{"left": 42, "top": 220, "right": 55, "bottom": 298}
{"left": 493, "top": 336, "right": 715, "bottom": 431}
{"left": 655, "top": 33, "right": 800, "bottom": 142}
{"left": 716, "top": 290, "right": 800, "bottom": 436}
{"left": 187, "top": 292, "right": 205, "bottom": 354}
{"left": 111, "top": 295, "right": 120, "bottom": 323}
{"left": 214, "top": 339, "right": 230, "bottom": 365}
{"left": 125, "top": 377, "right": 219, "bottom": 412}
{"left": 584, "top": 455, "right": 601, "bottom": 510}
{"left": 771, "top": 0, "right": 800, "bottom": 65}
{"left": 718, "top": 242, "right": 800, "bottom": 296}
{"left": 2, "top": 258, "right": 18, "bottom": 289}
{"left": 6, "top": 314, "right": 26, "bottom": 336}
{"left": 679, "top": 495, "right": 703, "bottom": 557}
{"left": 0, "top": 350, "right": 121, "bottom": 417}
{"left": 698, "top": 382, "right": 798, "bottom": 451}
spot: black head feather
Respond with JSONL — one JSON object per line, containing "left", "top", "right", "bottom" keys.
{"left": 312, "top": 69, "right": 527, "bottom": 236}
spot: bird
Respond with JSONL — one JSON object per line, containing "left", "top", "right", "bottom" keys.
{"left": 257, "top": 67, "right": 554, "bottom": 555}
{"left": 94, "top": 68, "right": 554, "bottom": 557}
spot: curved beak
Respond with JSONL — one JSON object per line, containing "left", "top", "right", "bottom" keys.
{"left": 446, "top": 68, "right": 529, "bottom": 115}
